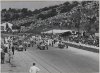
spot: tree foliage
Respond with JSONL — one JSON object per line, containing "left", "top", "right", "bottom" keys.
{"left": 1, "top": 1, "right": 99, "bottom": 34}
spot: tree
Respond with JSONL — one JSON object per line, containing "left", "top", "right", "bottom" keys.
{"left": 21, "top": 8, "right": 28, "bottom": 13}
{"left": 33, "top": 9, "right": 40, "bottom": 14}
{"left": 60, "top": 2, "right": 71, "bottom": 13}
{"left": 12, "top": 13, "right": 20, "bottom": 20}
{"left": 49, "top": 8, "right": 57, "bottom": 17}
{"left": 4, "top": 13, "right": 10, "bottom": 21}
{"left": 71, "top": 1, "right": 79, "bottom": 7}
{"left": 63, "top": 1, "right": 70, "bottom": 6}
{"left": 71, "top": 8, "right": 81, "bottom": 30}
{"left": 37, "top": 13, "right": 44, "bottom": 20}
{"left": 21, "top": 8, "right": 28, "bottom": 17}
{"left": 2, "top": 9, "right": 7, "bottom": 12}
{"left": 27, "top": 10, "right": 33, "bottom": 16}
{"left": 8, "top": 8, "right": 17, "bottom": 13}
{"left": 41, "top": 7, "right": 49, "bottom": 11}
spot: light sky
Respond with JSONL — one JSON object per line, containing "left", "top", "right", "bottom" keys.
{"left": 1, "top": 1, "right": 65, "bottom": 11}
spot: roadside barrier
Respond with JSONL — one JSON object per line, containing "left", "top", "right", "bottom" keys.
{"left": 63, "top": 41, "right": 99, "bottom": 53}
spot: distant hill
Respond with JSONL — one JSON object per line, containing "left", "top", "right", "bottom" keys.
{"left": 1, "top": 1, "right": 99, "bottom": 34}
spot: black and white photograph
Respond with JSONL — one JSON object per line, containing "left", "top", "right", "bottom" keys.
{"left": 1, "top": 0, "right": 99, "bottom": 73}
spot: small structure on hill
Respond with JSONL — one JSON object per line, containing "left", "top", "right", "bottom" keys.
{"left": 1, "top": 22, "right": 13, "bottom": 32}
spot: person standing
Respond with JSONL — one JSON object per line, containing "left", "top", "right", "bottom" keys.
{"left": 29, "top": 63, "right": 40, "bottom": 73}
{"left": 24, "top": 42, "right": 27, "bottom": 51}
{"left": 51, "top": 39, "right": 53, "bottom": 46}
{"left": 4, "top": 44, "right": 8, "bottom": 53}
{"left": 31, "top": 41, "right": 34, "bottom": 47}
{"left": 1, "top": 50, "right": 5, "bottom": 64}
{"left": 8, "top": 50, "right": 14, "bottom": 66}
{"left": 8, "top": 49, "right": 12, "bottom": 63}
{"left": 10, "top": 51, "right": 14, "bottom": 66}
{"left": 12, "top": 45, "right": 15, "bottom": 55}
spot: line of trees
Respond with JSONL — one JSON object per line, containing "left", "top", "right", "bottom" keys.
{"left": 1, "top": 8, "right": 33, "bottom": 21}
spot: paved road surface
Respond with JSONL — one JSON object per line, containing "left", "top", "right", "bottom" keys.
{"left": 1, "top": 45, "right": 99, "bottom": 73}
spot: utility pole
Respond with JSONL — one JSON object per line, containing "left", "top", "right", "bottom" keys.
{"left": 50, "top": 21, "right": 53, "bottom": 39}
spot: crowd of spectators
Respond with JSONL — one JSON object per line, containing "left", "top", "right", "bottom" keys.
{"left": 62, "top": 33, "right": 99, "bottom": 47}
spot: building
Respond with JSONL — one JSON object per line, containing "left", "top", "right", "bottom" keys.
{"left": 1, "top": 22, "right": 13, "bottom": 32}
{"left": 42, "top": 29, "right": 73, "bottom": 34}
{"left": 1, "top": 23, "right": 6, "bottom": 32}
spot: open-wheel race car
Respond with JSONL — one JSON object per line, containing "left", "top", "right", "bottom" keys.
{"left": 58, "top": 41, "right": 68, "bottom": 49}
{"left": 37, "top": 42, "right": 48, "bottom": 50}
{"left": 17, "top": 45, "right": 23, "bottom": 51}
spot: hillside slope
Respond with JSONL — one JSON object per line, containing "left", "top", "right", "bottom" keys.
{"left": 1, "top": 1, "right": 99, "bottom": 34}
